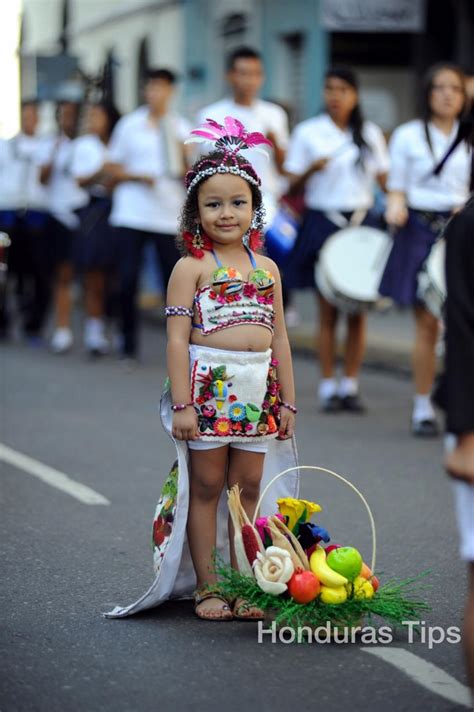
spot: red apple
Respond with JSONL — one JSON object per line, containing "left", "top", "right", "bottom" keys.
{"left": 288, "top": 570, "right": 320, "bottom": 604}
{"left": 324, "top": 544, "right": 342, "bottom": 556}
{"left": 370, "top": 575, "right": 380, "bottom": 592}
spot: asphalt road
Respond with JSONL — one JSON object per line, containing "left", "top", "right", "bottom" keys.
{"left": 0, "top": 325, "right": 470, "bottom": 712}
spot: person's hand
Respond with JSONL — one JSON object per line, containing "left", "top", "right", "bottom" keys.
{"left": 172, "top": 407, "right": 199, "bottom": 441}
{"left": 311, "top": 157, "right": 329, "bottom": 173}
{"left": 139, "top": 175, "right": 155, "bottom": 187}
{"left": 278, "top": 408, "right": 295, "bottom": 440}
{"left": 385, "top": 196, "right": 409, "bottom": 227}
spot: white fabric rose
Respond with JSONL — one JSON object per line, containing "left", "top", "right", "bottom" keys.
{"left": 253, "top": 546, "right": 295, "bottom": 595}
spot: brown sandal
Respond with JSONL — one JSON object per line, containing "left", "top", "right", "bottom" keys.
{"left": 194, "top": 586, "right": 233, "bottom": 621}
{"left": 232, "top": 597, "right": 265, "bottom": 622}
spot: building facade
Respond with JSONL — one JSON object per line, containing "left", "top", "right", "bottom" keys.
{"left": 19, "top": 0, "right": 474, "bottom": 133}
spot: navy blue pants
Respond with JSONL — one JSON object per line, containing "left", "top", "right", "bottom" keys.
{"left": 115, "top": 227, "right": 180, "bottom": 357}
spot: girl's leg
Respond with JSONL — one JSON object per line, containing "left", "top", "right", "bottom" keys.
{"left": 227, "top": 447, "right": 266, "bottom": 619}
{"left": 412, "top": 305, "right": 439, "bottom": 432}
{"left": 51, "top": 262, "right": 74, "bottom": 354}
{"left": 317, "top": 293, "right": 340, "bottom": 409}
{"left": 84, "top": 270, "right": 105, "bottom": 318}
{"left": 188, "top": 446, "right": 231, "bottom": 618}
{"left": 55, "top": 261, "right": 73, "bottom": 328}
{"left": 339, "top": 312, "right": 367, "bottom": 412}
{"left": 84, "top": 270, "right": 108, "bottom": 353}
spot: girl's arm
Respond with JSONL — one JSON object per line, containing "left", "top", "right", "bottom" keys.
{"left": 166, "top": 258, "right": 200, "bottom": 441}
{"left": 268, "top": 261, "right": 296, "bottom": 439}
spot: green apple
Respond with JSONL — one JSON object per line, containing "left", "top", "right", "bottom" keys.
{"left": 326, "top": 546, "right": 362, "bottom": 582}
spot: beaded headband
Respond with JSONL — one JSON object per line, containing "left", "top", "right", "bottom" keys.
{"left": 184, "top": 116, "right": 272, "bottom": 193}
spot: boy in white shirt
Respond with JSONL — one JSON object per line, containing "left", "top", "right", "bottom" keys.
{"left": 107, "top": 68, "right": 190, "bottom": 360}
{"left": 197, "top": 47, "right": 289, "bottom": 227}
{"left": 0, "top": 100, "right": 52, "bottom": 342}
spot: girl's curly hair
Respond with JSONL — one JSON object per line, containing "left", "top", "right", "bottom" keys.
{"left": 177, "top": 150, "right": 266, "bottom": 256}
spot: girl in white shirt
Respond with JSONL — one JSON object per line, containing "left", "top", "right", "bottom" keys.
{"left": 381, "top": 63, "right": 471, "bottom": 437}
{"left": 70, "top": 101, "right": 120, "bottom": 355}
{"left": 284, "top": 67, "right": 389, "bottom": 413}
{"left": 40, "top": 102, "right": 87, "bottom": 354}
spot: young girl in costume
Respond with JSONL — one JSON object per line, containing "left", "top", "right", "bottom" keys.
{"left": 104, "top": 118, "right": 299, "bottom": 622}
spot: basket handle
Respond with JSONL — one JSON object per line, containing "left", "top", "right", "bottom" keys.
{"left": 252, "top": 465, "right": 376, "bottom": 574}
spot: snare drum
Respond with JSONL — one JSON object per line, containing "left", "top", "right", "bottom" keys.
{"left": 417, "top": 238, "right": 446, "bottom": 319}
{"left": 315, "top": 226, "right": 392, "bottom": 314}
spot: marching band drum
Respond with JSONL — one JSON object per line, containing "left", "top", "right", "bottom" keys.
{"left": 315, "top": 225, "right": 392, "bottom": 314}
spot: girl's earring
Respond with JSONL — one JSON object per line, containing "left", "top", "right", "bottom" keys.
{"left": 182, "top": 223, "right": 213, "bottom": 259}
{"left": 245, "top": 212, "right": 264, "bottom": 252}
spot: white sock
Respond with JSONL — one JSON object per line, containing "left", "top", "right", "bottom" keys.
{"left": 318, "top": 378, "right": 337, "bottom": 401}
{"left": 85, "top": 318, "right": 104, "bottom": 338}
{"left": 412, "top": 394, "right": 435, "bottom": 423}
{"left": 338, "top": 377, "right": 359, "bottom": 398}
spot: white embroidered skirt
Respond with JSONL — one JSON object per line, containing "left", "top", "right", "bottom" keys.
{"left": 188, "top": 344, "right": 280, "bottom": 443}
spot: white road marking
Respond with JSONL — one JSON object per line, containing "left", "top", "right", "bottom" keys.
{"left": 363, "top": 647, "right": 472, "bottom": 708}
{"left": 0, "top": 443, "right": 110, "bottom": 505}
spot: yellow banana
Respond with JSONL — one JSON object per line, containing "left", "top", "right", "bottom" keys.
{"left": 310, "top": 546, "right": 348, "bottom": 588}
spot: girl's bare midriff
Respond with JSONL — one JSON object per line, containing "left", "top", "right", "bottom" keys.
{"left": 190, "top": 322, "right": 273, "bottom": 352}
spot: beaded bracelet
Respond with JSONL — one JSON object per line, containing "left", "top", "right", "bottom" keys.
{"left": 165, "top": 305, "right": 194, "bottom": 318}
{"left": 171, "top": 402, "right": 194, "bottom": 412}
{"left": 280, "top": 401, "right": 298, "bottom": 414}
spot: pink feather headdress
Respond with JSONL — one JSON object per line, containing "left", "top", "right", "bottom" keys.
{"left": 185, "top": 115, "right": 272, "bottom": 156}
{"left": 184, "top": 116, "right": 272, "bottom": 194}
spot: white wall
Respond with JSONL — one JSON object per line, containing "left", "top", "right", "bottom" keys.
{"left": 22, "top": 0, "right": 186, "bottom": 114}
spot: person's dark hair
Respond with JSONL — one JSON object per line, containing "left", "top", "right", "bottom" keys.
{"left": 92, "top": 100, "right": 121, "bottom": 137}
{"left": 324, "top": 67, "right": 370, "bottom": 163}
{"left": 420, "top": 62, "right": 467, "bottom": 155}
{"left": 433, "top": 101, "right": 474, "bottom": 189}
{"left": 144, "top": 67, "right": 178, "bottom": 84}
{"left": 178, "top": 150, "right": 264, "bottom": 255}
{"left": 226, "top": 46, "right": 262, "bottom": 72}
{"left": 21, "top": 99, "right": 39, "bottom": 109}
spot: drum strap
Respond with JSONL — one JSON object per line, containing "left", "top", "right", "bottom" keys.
{"left": 324, "top": 209, "right": 367, "bottom": 229}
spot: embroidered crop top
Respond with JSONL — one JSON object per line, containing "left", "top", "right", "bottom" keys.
{"left": 164, "top": 247, "right": 275, "bottom": 334}
{"left": 192, "top": 246, "right": 275, "bottom": 335}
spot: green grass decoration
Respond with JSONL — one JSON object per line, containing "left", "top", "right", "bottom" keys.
{"left": 214, "top": 557, "right": 431, "bottom": 633}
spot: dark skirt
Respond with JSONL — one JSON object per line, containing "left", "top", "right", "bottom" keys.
{"left": 283, "top": 208, "right": 382, "bottom": 289}
{"left": 47, "top": 215, "right": 76, "bottom": 266}
{"left": 379, "top": 209, "right": 451, "bottom": 307}
{"left": 74, "top": 197, "right": 114, "bottom": 271}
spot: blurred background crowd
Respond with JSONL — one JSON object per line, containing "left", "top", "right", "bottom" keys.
{"left": 0, "top": 0, "right": 473, "bottom": 432}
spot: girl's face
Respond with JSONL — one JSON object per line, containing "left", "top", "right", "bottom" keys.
{"left": 324, "top": 77, "right": 358, "bottom": 124}
{"left": 197, "top": 173, "right": 253, "bottom": 246}
{"left": 429, "top": 69, "right": 465, "bottom": 120}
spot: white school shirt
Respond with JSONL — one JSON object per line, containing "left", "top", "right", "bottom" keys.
{"left": 70, "top": 134, "right": 108, "bottom": 197}
{"left": 387, "top": 119, "right": 471, "bottom": 211}
{"left": 197, "top": 98, "right": 289, "bottom": 223}
{"left": 284, "top": 113, "right": 389, "bottom": 212}
{"left": 108, "top": 106, "right": 190, "bottom": 234}
{"left": 38, "top": 135, "right": 89, "bottom": 229}
{"left": 0, "top": 133, "right": 51, "bottom": 211}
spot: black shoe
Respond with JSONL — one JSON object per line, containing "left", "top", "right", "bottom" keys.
{"left": 341, "top": 394, "right": 366, "bottom": 414}
{"left": 320, "top": 395, "right": 343, "bottom": 413}
{"left": 411, "top": 418, "right": 439, "bottom": 438}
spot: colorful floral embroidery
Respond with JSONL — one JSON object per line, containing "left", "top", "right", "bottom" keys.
{"left": 214, "top": 417, "right": 232, "bottom": 436}
{"left": 152, "top": 463, "right": 178, "bottom": 559}
{"left": 191, "top": 359, "right": 282, "bottom": 438}
{"left": 229, "top": 402, "right": 246, "bottom": 421}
